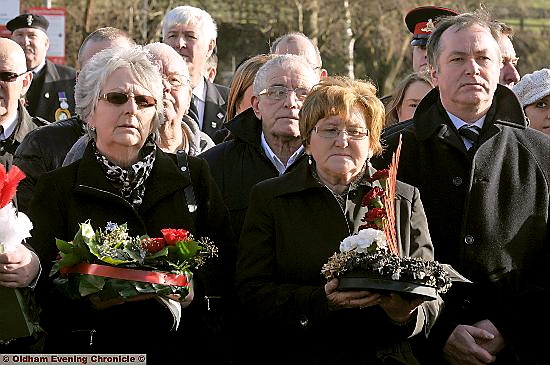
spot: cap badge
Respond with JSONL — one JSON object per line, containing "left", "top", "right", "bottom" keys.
{"left": 26, "top": 15, "right": 33, "bottom": 27}
{"left": 421, "top": 19, "right": 435, "bottom": 33}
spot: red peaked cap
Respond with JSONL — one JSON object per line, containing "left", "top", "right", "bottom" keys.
{"left": 405, "top": 6, "right": 459, "bottom": 46}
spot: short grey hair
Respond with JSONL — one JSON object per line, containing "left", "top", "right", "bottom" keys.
{"left": 253, "top": 54, "right": 316, "bottom": 96}
{"left": 75, "top": 45, "right": 164, "bottom": 139}
{"left": 77, "top": 27, "right": 135, "bottom": 66}
{"left": 270, "top": 31, "right": 322, "bottom": 68}
{"left": 427, "top": 9, "right": 502, "bottom": 72}
{"left": 162, "top": 6, "right": 217, "bottom": 42}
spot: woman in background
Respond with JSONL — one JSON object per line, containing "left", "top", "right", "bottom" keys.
{"left": 213, "top": 54, "right": 275, "bottom": 143}
{"left": 384, "top": 72, "right": 433, "bottom": 127}
{"left": 512, "top": 68, "right": 550, "bottom": 136}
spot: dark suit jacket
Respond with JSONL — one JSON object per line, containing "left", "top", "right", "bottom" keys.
{"left": 0, "top": 102, "right": 48, "bottom": 169}
{"left": 201, "top": 79, "right": 228, "bottom": 140}
{"left": 26, "top": 60, "right": 76, "bottom": 123}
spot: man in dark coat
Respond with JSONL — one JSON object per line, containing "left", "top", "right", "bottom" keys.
{"left": 199, "top": 54, "right": 320, "bottom": 239}
{"left": 375, "top": 10, "right": 550, "bottom": 365}
{"left": 162, "top": 5, "right": 228, "bottom": 140}
{"left": 7, "top": 13, "right": 76, "bottom": 123}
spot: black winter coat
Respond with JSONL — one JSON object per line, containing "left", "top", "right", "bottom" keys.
{"left": 199, "top": 108, "right": 307, "bottom": 238}
{"left": 13, "top": 116, "right": 85, "bottom": 212}
{"left": 26, "top": 61, "right": 76, "bottom": 123}
{"left": 27, "top": 144, "right": 235, "bottom": 363}
{"left": 235, "top": 161, "right": 442, "bottom": 365}
{"left": 375, "top": 85, "right": 550, "bottom": 364}
{"left": 0, "top": 102, "right": 48, "bottom": 170}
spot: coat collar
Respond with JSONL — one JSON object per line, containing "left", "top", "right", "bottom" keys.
{"left": 413, "top": 84, "right": 527, "bottom": 142}
{"left": 14, "top": 101, "right": 47, "bottom": 142}
{"left": 225, "top": 108, "right": 264, "bottom": 148}
{"left": 75, "top": 144, "right": 189, "bottom": 213}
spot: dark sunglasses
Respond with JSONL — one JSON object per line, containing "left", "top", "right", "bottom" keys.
{"left": 0, "top": 71, "right": 27, "bottom": 82}
{"left": 99, "top": 92, "right": 157, "bottom": 108}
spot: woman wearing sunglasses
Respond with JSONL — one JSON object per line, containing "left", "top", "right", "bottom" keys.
{"left": 26, "top": 45, "right": 235, "bottom": 363}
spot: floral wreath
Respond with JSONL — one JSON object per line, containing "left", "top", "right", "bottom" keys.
{"left": 321, "top": 140, "right": 453, "bottom": 296}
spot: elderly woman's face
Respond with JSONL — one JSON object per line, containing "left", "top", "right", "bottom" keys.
{"left": 90, "top": 67, "right": 157, "bottom": 152}
{"left": 525, "top": 96, "right": 550, "bottom": 135}
{"left": 158, "top": 54, "right": 191, "bottom": 123}
{"left": 307, "top": 109, "right": 371, "bottom": 181}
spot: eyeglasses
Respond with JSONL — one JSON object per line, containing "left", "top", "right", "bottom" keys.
{"left": 162, "top": 73, "right": 190, "bottom": 89}
{"left": 313, "top": 126, "right": 369, "bottom": 140}
{"left": 99, "top": 92, "right": 157, "bottom": 108}
{"left": 258, "top": 86, "right": 309, "bottom": 101}
{"left": 0, "top": 71, "right": 27, "bottom": 82}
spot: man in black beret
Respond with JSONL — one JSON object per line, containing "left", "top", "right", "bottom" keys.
{"left": 7, "top": 13, "right": 76, "bottom": 123}
{"left": 405, "top": 6, "right": 459, "bottom": 72}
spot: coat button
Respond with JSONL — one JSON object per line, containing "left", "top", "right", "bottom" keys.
{"left": 452, "top": 177, "right": 463, "bottom": 186}
{"left": 298, "top": 315, "right": 309, "bottom": 327}
{"left": 464, "top": 235, "right": 474, "bottom": 245}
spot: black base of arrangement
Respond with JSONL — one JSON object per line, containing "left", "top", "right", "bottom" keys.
{"left": 337, "top": 276, "right": 438, "bottom": 300}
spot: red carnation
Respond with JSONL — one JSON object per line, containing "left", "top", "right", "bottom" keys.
{"left": 0, "top": 165, "right": 26, "bottom": 209}
{"left": 161, "top": 228, "right": 189, "bottom": 245}
{"left": 362, "top": 186, "right": 385, "bottom": 206}
{"left": 142, "top": 237, "right": 166, "bottom": 253}
{"left": 366, "top": 207, "right": 386, "bottom": 221}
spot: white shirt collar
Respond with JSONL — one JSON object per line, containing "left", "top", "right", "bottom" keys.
{"left": 31, "top": 61, "right": 46, "bottom": 75}
{"left": 446, "top": 111, "right": 486, "bottom": 130}
{"left": 192, "top": 78, "right": 206, "bottom": 102}
{"left": 0, "top": 112, "right": 19, "bottom": 140}
{"left": 260, "top": 132, "right": 304, "bottom": 175}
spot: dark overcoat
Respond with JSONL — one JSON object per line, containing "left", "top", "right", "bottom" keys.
{"left": 199, "top": 108, "right": 307, "bottom": 238}
{"left": 13, "top": 116, "right": 85, "bottom": 212}
{"left": 25, "top": 60, "right": 76, "bottom": 123}
{"left": 27, "top": 144, "right": 235, "bottom": 363}
{"left": 376, "top": 85, "right": 550, "bottom": 364}
{"left": 235, "top": 161, "right": 442, "bottom": 365}
{"left": 0, "top": 102, "right": 48, "bottom": 170}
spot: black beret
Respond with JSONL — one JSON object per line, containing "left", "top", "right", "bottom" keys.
{"left": 6, "top": 13, "right": 49, "bottom": 33}
{"left": 405, "top": 6, "right": 459, "bottom": 46}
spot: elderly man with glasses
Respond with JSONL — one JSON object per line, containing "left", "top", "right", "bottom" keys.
{"left": 200, "top": 54, "right": 320, "bottom": 239}
{"left": 198, "top": 53, "right": 319, "bottom": 364}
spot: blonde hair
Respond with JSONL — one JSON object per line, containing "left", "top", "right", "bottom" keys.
{"left": 385, "top": 72, "right": 433, "bottom": 127}
{"left": 226, "top": 54, "right": 275, "bottom": 121}
{"left": 299, "top": 76, "right": 385, "bottom": 156}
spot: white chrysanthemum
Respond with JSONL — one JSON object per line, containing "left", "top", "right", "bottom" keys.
{"left": 340, "top": 228, "right": 388, "bottom": 253}
{"left": 0, "top": 203, "right": 33, "bottom": 253}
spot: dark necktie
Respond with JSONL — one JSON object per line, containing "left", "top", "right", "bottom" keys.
{"left": 189, "top": 95, "right": 200, "bottom": 122}
{"left": 458, "top": 125, "right": 481, "bottom": 146}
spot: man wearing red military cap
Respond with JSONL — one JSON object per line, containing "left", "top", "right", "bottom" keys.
{"left": 405, "top": 6, "right": 459, "bottom": 72}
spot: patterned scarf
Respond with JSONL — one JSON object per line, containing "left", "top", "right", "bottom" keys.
{"left": 94, "top": 137, "right": 156, "bottom": 208}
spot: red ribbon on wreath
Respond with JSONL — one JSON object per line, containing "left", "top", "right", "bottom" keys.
{"left": 61, "top": 263, "right": 189, "bottom": 287}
